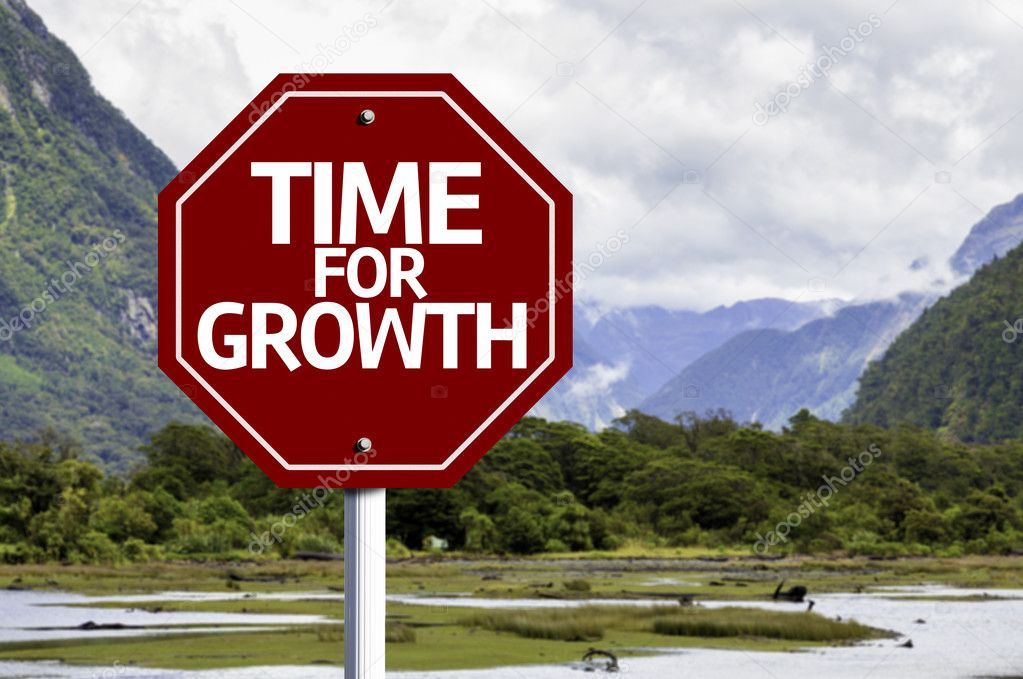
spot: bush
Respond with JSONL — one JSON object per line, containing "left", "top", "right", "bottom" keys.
{"left": 459, "top": 507, "right": 497, "bottom": 553}
{"left": 122, "top": 537, "right": 162, "bottom": 562}
{"left": 74, "top": 531, "right": 120, "bottom": 564}
{"left": 544, "top": 539, "right": 569, "bottom": 553}
{"left": 171, "top": 517, "right": 251, "bottom": 554}
{"left": 196, "top": 496, "right": 252, "bottom": 527}
{"left": 563, "top": 579, "right": 591, "bottom": 592}
{"left": 386, "top": 537, "right": 412, "bottom": 559}
{"left": 496, "top": 507, "right": 546, "bottom": 554}
{"left": 291, "top": 532, "right": 342, "bottom": 555}
{"left": 0, "top": 544, "right": 28, "bottom": 565}
{"left": 385, "top": 622, "right": 417, "bottom": 643}
{"left": 90, "top": 496, "right": 157, "bottom": 543}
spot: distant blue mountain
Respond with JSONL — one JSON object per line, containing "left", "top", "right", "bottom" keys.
{"left": 640, "top": 294, "right": 930, "bottom": 429}
{"left": 540, "top": 194, "right": 1023, "bottom": 431}
{"left": 533, "top": 298, "right": 837, "bottom": 428}
{"left": 640, "top": 193, "right": 1023, "bottom": 430}
{"left": 950, "top": 194, "right": 1023, "bottom": 276}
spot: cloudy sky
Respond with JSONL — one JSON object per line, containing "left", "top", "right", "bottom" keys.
{"left": 30, "top": 0, "right": 1023, "bottom": 311}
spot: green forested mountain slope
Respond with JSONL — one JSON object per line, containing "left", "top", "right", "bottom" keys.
{"left": 0, "top": 0, "right": 201, "bottom": 471}
{"left": 846, "top": 243, "right": 1023, "bottom": 442}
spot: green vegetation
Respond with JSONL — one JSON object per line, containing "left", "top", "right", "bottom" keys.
{"left": 5, "top": 553, "right": 1021, "bottom": 604}
{"left": 650, "top": 607, "right": 878, "bottom": 641}
{"left": 847, "top": 240, "right": 1023, "bottom": 442}
{"left": 460, "top": 604, "right": 885, "bottom": 643}
{"left": 0, "top": 609, "right": 819, "bottom": 672}
{"left": 0, "top": 0, "right": 203, "bottom": 472}
{"left": 0, "top": 556, "right": 1013, "bottom": 671}
{"left": 2, "top": 408, "right": 1023, "bottom": 562}
{"left": 0, "top": 596, "right": 891, "bottom": 671}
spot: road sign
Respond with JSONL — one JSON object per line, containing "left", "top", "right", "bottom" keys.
{"left": 158, "top": 74, "right": 573, "bottom": 488}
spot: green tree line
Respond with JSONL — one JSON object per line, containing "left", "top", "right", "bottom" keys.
{"left": 2, "top": 409, "right": 1022, "bottom": 564}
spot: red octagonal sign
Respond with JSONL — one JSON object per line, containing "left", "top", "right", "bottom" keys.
{"left": 159, "top": 74, "right": 572, "bottom": 488}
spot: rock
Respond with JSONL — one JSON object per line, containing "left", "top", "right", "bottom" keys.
{"left": 119, "top": 288, "right": 157, "bottom": 343}
{"left": 78, "top": 621, "right": 130, "bottom": 631}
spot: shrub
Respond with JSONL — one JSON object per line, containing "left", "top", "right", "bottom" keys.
{"left": 386, "top": 537, "right": 412, "bottom": 559}
{"left": 544, "top": 539, "right": 569, "bottom": 553}
{"left": 563, "top": 579, "right": 591, "bottom": 592}
{"left": 73, "top": 531, "right": 121, "bottom": 564}
{"left": 90, "top": 496, "right": 157, "bottom": 543}
{"left": 171, "top": 517, "right": 250, "bottom": 554}
{"left": 496, "top": 507, "right": 546, "bottom": 554}
{"left": 122, "top": 538, "right": 162, "bottom": 562}
{"left": 385, "top": 622, "right": 417, "bottom": 643}
{"left": 291, "top": 532, "right": 342, "bottom": 555}
{"left": 0, "top": 544, "right": 28, "bottom": 565}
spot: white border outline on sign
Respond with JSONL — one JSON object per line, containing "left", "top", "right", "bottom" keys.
{"left": 175, "top": 90, "right": 557, "bottom": 471}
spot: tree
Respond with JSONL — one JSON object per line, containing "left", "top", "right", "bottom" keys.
{"left": 460, "top": 507, "right": 497, "bottom": 552}
{"left": 90, "top": 495, "right": 157, "bottom": 543}
{"left": 616, "top": 409, "right": 683, "bottom": 449}
{"left": 387, "top": 488, "right": 468, "bottom": 549}
{"left": 954, "top": 488, "right": 1020, "bottom": 540}
{"left": 547, "top": 491, "right": 593, "bottom": 551}
{"left": 497, "top": 506, "right": 546, "bottom": 554}
{"left": 138, "top": 424, "right": 243, "bottom": 496}
{"left": 472, "top": 438, "right": 565, "bottom": 495}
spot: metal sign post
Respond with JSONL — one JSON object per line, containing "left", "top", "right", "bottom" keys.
{"left": 345, "top": 486, "right": 386, "bottom": 678}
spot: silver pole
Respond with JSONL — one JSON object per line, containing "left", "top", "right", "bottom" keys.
{"left": 344, "top": 487, "right": 386, "bottom": 678}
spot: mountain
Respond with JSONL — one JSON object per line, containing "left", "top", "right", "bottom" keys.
{"left": 641, "top": 194, "right": 1023, "bottom": 430}
{"left": 950, "top": 194, "right": 1023, "bottom": 276}
{"left": 0, "top": 0, "right": 200, "bottom": 470}
{"left": 845, "top": 241, "right": 1023, "bottom": 442}
{"left": 534, "top": 298, "right": 836, "bottom": 428}
{"left": 640, "top": 294, "right": 930, "bottom": 428}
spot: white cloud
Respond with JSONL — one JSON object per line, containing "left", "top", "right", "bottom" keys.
{"left": 30, "top": 0, "right": 1023, "bottom": 310}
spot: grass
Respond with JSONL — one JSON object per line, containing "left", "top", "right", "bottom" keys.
{"left": 385, "top": 622, "right": 417, "bottom": 643}
{"left": 460, "top": 607, "right": 626, "bottom": 641}
{"left": 459, "top": 604, "right": 890, "bottom": 644}
{"left": 652, "top": 607, "right": 881, "bottom": 641}
{"left": 0, "top": 601, "right": 881, "bottom": 671}
{"left": 0, "top": 555, "right": 1018, "bottom": 671}
{"left": 4, "top": 554, "right": 1023, "bottom": 600}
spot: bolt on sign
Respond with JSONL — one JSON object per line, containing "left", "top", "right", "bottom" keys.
{"left": 158, "top": 74, "right": 573, "bottom": 488}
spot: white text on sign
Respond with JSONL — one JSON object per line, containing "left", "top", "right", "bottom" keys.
{"left": 196, "top": 161, "right": 529, "bottom": 371}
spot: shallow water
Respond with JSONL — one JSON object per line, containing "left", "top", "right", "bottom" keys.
{"left": 0, "top": 586, "right": 1021, "bottom": 678}
{"left": 0, "top": 590, "right": 328, "bottom": 643}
